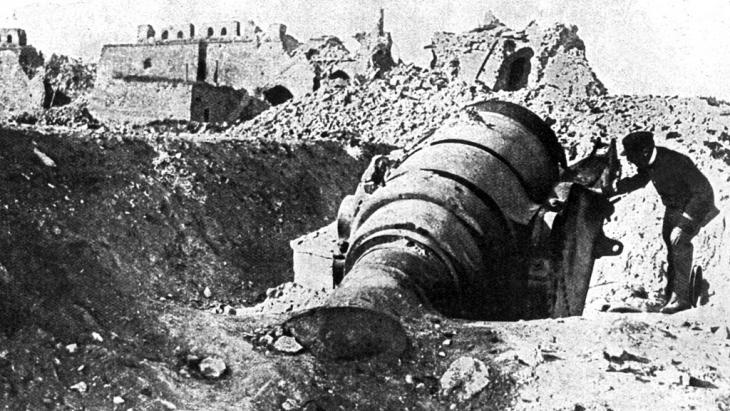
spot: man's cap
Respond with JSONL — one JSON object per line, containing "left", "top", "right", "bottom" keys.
{"left": 621, "top": 131, "right": 654, "bottom": 155}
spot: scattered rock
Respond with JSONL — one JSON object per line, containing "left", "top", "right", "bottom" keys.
{"left": 32, "top": 147, "right": 57, "bottom": 167}
{"left": 440, "top": 356, "right": 491, "bottom": 401}
{"left": 113, "top": 396, "right": 125, "bottom": 404}
{"left": 65, "top": 343, "right": 78, "bottom": 354}
{"left": 203, "top": 286, "right": 212, "bottom": 298}
{"left": 91, "top": 332, "right": 103, "bottom": 343}
{"left": 0, "top": 264, "right": 10, "bottom": 285}
{"left": 688, "top": 375, "right": 717, "bottom": 389}
{"left": 603, "top": 345, "right": 650, "bottom": 365}
{"left": 272, "top": 336, "right": 304, "bottom": 354}
{"left": 199, "top": 356, "right": 227, "bottom": 379}
{"left": 281, "top": 398, "right": 299, "bottom": 410}
{"left": 69, "top": 381, "right": 87, "bottom": 393}
{"left": 156, "top": 399, "right": 177, "bottom": 410}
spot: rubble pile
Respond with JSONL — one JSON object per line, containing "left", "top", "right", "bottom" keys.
{"left": 229, "top": 63, "right": 476, "bottom": 147}
{"left": 43, "top": 54, "right": 96, "bottom": 108}
{"left": 38, "top": 99, "right": 100, "bottom": 128}
{"left": 228, "top": 20, "right": 606, "bottom": 148}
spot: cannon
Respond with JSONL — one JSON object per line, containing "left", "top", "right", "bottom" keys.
{"left": 285, "top": 101, "right": 622, "bottom": 360}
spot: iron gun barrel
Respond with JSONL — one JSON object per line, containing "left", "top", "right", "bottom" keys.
{"left": 285, "top": 101, "right": 618, "bottom": 360}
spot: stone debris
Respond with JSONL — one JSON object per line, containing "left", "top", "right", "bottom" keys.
{"left": 603, "top": 345, "right": 650, "bottom": 365}
{"left": 69, "top": 381, "right": 88, "bottom": 393}
{"left": 497, "top": 344, "right": 543, "bottom": 368}
{"left": 33, "top": 147, "right": 56, "bottom": 167}
{"left": 281, "top": 398, "right": 299, "bottom": 410}
{"left": 272, "top": 336, "right": 304, "bottom": 354}
{"left": 113, "top": 396, "right": 125, "bottom": 404}
{"left": 439, "top": 356, "right": 491, "bottom": 401}
{"left": 198, "top": 356, "right": 227, "bottom": 379}
{"left": 0, "top": 264, "right": 9, "bottom": 285}
{"left": 156, "top": 399, "right": 177, "bottom": 410}
{"left": 203, "top": 286, "right": 212, "bottom": 299}
{"left": 65, "top": 343, "right": 78, "bottom": 354}
{"left": 236, "top": 282, "right": 328, "bottom": 315}
{"left": 91, "top": 332, "right": 103, "bottom": 342}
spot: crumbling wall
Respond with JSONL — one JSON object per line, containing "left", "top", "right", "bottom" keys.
{"left": 352, "top": 9, "right": 395, "bottom": 79}
{"left": 427, "top": 12, "right": 605, "bottom": 98}
{"left": 96, "top": 43, "right": 202, "bottom": 88}
{"left": 298, "top": 36, "right": 357, "bottom": 86}
{"left": 204, "top": 40, "right": 314, "bottom": 98}
{"left": 525, "top": 22, "right": 606, "bottom": 98}
{"left": 158, "top": 23, "right": 195, "bottom": 42}
{"left": 0, "top": 28, "right": 27, "bottom": 47}
{"left": 0, "top": 48, "right": 45, "bottom": 114}
{"left": 89, "top": 78, "right": 193, "bottom": 124}
{"left": 92, "top": 12, "right": 396, "bottom": 124}
{"left": 200, "top": 21, "right": 241, "bottom": 39}
{"left": 190, "top": 83, "right": 249, "bottom": 123}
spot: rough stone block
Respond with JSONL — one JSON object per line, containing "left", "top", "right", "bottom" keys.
{"left": 291, "top": 222, "right": 338, "bottom": 290}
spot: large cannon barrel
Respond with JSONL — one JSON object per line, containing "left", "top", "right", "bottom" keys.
{"left": 285, "top": 101, "right": 616, "bottom": 360}
{"left": 340, "top": 101, "right": 564, "bottom": 319}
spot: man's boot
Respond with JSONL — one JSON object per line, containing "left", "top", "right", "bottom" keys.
{"left": 660, "top": 292, "right": 691, "bottom": 314}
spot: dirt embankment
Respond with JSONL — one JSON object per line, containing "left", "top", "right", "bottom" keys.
{"left": 0, "top": 124, "right": 378, "bottom": 408}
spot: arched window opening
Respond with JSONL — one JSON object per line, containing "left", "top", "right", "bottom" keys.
{"left": 161, "top": 31, "right": 169, "bottom": 40}
{"left": 7, "top": 35, "right": 12, "bottom": 44}
{"left": 221, "top": 27, "right": 228, "bottom": 36}
{"left": 203, "top": 108, "right": 210, "bottom": 122}
{"left": 207, "top": 27, "right": 214, "bottom": 37}
{"left": 263, "top": 85, "right": 293, "bottom": 106}
{"left": 177, "top": 31, "right": 184, "bottom": 39}
{"left": 329, "top": 70, "right": 350, "bottom": 81}
{"left": 505, "top": 57, "right": 529, "bottom": 91}
{"left": 494, "top": 48, "right": 533, "bottom": 92}
{"left": 143, "top": 58, "right": 152, "bottom": 69}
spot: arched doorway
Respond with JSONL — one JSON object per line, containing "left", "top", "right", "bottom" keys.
{"left": 494, "top": 48, "right": 533, "bottom": 92}
{"left": 161, "top": 31, "right": 169, "bottom": 40}
{"left": 177, "top": 31, "right": 184, "bottom": 39}
{"left": 263, "top": 85, "right": 294, "bottom": 106}
{"left": 328, "top": 70, "right": 350, "bottom": 87}
{"left": 207, "top": 27, "right": 214, "bottom": 37}
{"left": 7, "top": 35, "right": 12, "bottom": 44}
{"left": 329, "top": 70, "right": 350, "bottom": 81}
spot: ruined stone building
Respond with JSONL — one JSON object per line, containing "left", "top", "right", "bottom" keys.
{"left": 91, "top": 11, "right": 394, "bottom": 125}
{"left": 0, "top": 28, "right": 45, "bottom": 114}
{"left": 426, "top": 11, "right": 605, "bottom": 99}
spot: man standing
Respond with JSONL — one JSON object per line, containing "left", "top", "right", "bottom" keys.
{"left": 614, "top": 131, "right": 718, "bottom": 314}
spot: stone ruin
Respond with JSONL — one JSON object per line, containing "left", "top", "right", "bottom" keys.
{"left": 426, "top": 11, "right": 606, "bottom": 99}
{"left": 0, "top": 28, "right": 45, "bottom": 114}
{"left": 89, "top": 11, "right": 396, "bottom": 125}
{"left": 0, "top": 10, "right": 606, "bottom": 126}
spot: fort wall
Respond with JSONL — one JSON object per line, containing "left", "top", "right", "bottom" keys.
{"left": 0, "top": 29, "right": 27, "bottom": 47}
{"left": 92, "top": 12, "right": 393, "bottom": 124}
{"left": 90, "top": 78, "right": 193, "bottom": 124}
{"left": 0, "top": 46, "right": 45, "bottom": 113}
{"left": 204, "top": 40, "right": 313, "bottom": 96}
{"left": 190, "top": 83, "right": 247, "bottom": 123}
{"left": 97, "top": 43, "right": 203, "bottom": 88}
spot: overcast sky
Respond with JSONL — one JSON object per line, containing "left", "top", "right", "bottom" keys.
{"left": 2, "top": 0, "right": 729, "bottom": 99}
